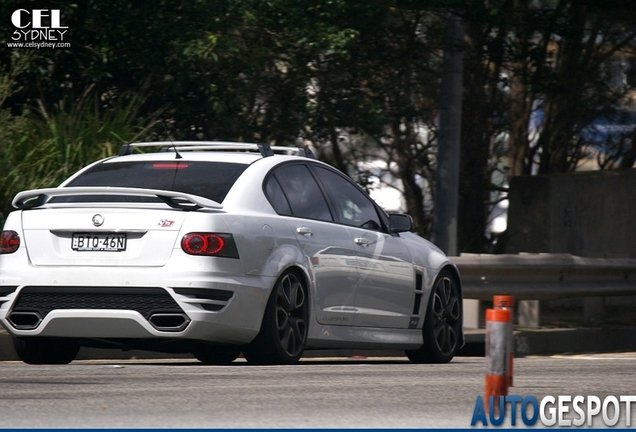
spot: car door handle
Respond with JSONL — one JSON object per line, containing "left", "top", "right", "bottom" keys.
{"left": 296, "top": 227, "right": 313, "bottom": 237}
{"left": 354, "top": 237, "right": 371, "bottom": 247}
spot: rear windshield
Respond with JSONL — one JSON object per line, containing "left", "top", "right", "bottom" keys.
{"left": 62, "top": 160, "right": 248, "bottom": 203}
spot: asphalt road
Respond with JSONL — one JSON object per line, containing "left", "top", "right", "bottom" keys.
{"left": 0, "top": 353, "right": 634, "bottom": 428}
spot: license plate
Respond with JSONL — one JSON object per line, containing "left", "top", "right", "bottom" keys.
{"left": 72, "top": 233, "right": 127, "bottom": 252}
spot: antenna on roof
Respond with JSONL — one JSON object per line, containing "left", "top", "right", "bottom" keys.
{"left": 162, "top": 120, "right": 182, "bottom": 159}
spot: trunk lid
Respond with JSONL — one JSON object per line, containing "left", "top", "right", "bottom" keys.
{"left": 21, "top": 208, "right": 188, "bottom": 267}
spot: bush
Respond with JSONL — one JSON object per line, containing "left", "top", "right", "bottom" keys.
{"left": 0, "top": 67, "right": 162, "bottom": 226}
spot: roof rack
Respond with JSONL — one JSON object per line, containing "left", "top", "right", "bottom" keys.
{"left": 118, "top": 141, "right": 314, "bottom": 159}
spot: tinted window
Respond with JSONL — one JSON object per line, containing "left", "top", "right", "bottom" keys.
{"left": 269, "top": 164, "right": 333, "bottom": 222}
{"left": 313, "top": 166, "right": 382, "bottom": 230}
{"left": 64, "top": 161, "right": 248, "bottom": 203}
{"left": 265, "top": 175, "right": 292, "bottom": 215}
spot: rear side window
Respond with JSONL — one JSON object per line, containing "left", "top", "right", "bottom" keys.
{"left": 264, "top": 175, "right": 292, "bottom": 215}
{"left": 64, "top": 161, "right": 248, "bottom": 203}
{"left": 265, "top": 164, "right": 333, "bottom": 222}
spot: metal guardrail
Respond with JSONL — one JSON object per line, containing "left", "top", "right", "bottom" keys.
{"left": 453, "top": 253, "right": 636, "bottom": 301}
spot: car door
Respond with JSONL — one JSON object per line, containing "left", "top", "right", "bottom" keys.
{"left": 311, "top": 165, "right": 415, "bottom": 329}
{"left": 264, "top": 163, "right": 358, "bottom": 326}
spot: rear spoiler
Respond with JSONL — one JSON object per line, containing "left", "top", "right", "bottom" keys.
{"left": 12, "top": 187, "right": 223, "bottom": 211}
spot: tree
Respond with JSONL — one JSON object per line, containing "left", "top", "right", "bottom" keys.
{"left": 456, "top": 0, "right": 636, "bottom": 252}
{"left": 3, "top": 0, "right": 636, "bottom": 250}
{"left": 300, "top": 2, "right": 445, "bottom": 235}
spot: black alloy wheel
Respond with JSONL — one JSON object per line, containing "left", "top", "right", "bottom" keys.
{"left": 406, "top": 269, "right": 462, "bottom": 363}
{"left": 243, "top": 270, "right": 308, "bottom": 365}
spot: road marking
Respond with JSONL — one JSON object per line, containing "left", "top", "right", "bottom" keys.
{"left": 551, "top": 353, "right": 636, "bottom": 360}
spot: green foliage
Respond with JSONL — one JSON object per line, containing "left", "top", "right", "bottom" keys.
{"left": 0, "top": 80, "right": 162, "bottom": 225}
{"left": 1, "top": 0, "right": 636, "bottom": 249}
{"left": 0, "top": 54, "right": 35, "bottom": 227}
{"left": 28, "top": 87, "right": 161, "bottom": 179}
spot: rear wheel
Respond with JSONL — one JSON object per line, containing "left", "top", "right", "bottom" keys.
{"left": 406, "top": 269, "right": 462, "bottom": 363}
{"left": 14, "top": 337, "right": 79, "bottom": 365}
{"left": 192, "top": 345, "right": 241, "bottom": 365}
{"left": 243, "top": 271, "right": 308, "bottom": 365}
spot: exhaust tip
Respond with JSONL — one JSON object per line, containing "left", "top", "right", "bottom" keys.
{"left": 148, "top": 313, "right": 190, "bottom": 332}
{"left": 8, "top": 311, "right": 43, "bottom": 330}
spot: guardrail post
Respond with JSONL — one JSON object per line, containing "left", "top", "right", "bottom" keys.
{"left": 584, "top": 297, "right": 606, "bottom": 323}
{"left": 463, "top": 299, "right": 482, "bottom": 328}
{"left": 518, "top": 300, "right": 540, "bottom": 327}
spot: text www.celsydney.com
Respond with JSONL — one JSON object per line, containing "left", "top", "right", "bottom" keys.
{"left": 7, "top": 40, "right": 71, "bottom": 49}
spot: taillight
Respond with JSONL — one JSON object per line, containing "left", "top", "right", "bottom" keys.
{"left": 1, "top": 231, "right": 20, "bottom": 254}
{"left": 181, "top": 233, "right": 239, "bottom": 258}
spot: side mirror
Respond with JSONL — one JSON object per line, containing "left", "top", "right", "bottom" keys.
{"left": 389, "top": 213, "right": 413, "bottom": 233}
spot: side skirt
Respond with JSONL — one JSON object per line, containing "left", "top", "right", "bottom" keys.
{"left": 306, "top": 323, "right": 423, "bottom": 350}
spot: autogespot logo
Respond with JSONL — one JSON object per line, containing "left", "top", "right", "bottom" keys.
{"left": 471, "top": 395, "right": 636, "bottom": 427}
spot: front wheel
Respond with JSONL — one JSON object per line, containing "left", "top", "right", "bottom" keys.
{"left": 406, "top": 269, "right": 462, "bottom": 363}
{"left": 14, "top": 337, "right": 79, "bottom": 365}
{"left": 243, "top": 270, "right": 309, "bottom": 365}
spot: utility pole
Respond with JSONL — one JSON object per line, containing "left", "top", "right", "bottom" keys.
{"left": 433, "top": 13, "right": 463, "bottom": 256}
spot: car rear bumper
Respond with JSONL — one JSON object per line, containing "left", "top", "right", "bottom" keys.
{"left": 0, "top": 270, "right": 273, "bottom": 345}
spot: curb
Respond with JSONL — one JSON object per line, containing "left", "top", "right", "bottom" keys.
{"left": 513, "top": 326, "right": 636, "bottom": 356}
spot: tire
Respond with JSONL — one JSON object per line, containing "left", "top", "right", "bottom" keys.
{"left": 243, "top": 270, "right": 308, "bottom": 365}
{"left": 193, "top": 345, "right": 241, "bottom": 365}
{"left": 406, "top": 269, "right": 462, "bottom": 364}
{"left": 14, "top": 337, "right": 79, "bottom": 365}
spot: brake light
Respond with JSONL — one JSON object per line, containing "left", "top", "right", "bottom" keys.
{"left": 181, "top": 233, "right": 239, "bottom": 258}
{"left": 153, "top": 163, "right": 189, "bottom": 169}
{"left": 0, "top": 231, "right": 20, "bottom": 254}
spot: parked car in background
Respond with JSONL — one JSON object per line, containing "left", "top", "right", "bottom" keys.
{"left": 0, "top": 142, "right": 463, "bottom": 365}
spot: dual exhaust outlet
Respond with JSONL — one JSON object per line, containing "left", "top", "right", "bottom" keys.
{"left": 7, "top": 311, "right": 190, "bottom": 332}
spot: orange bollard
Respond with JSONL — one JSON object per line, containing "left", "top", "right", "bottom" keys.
{"left": 493, "top": 295, "right": 514, "bottom": 387}
{"left": 485, "top": 308, "right": 510, "bottom": 411}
